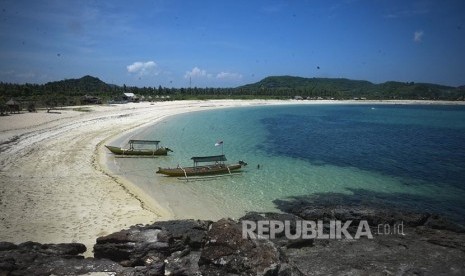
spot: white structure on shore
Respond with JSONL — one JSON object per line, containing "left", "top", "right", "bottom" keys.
{"left": 123, "top": 93, "right": 139, "bottom": 102}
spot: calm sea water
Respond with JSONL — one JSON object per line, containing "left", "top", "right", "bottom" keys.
{"left": 109, "top": 104, "right": 465, "bottom": 223}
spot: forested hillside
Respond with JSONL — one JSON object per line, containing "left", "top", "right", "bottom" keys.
{"left": 1, "top": 75, "right": 463, "bottom": 108}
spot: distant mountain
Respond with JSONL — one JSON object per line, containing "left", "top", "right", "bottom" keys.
{"left": 239, "top": 75, "right": 374, "bottom": 90}
{"left": 238, "top": 76, "right": 462, "bottom": 100}
{"left": 44, "top": 75, "right": 112, "bottom": 93}
{"left": 1, "top": 75, "right": 463, "bottom": 103}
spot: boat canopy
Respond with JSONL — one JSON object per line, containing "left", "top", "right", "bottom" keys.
{"left": 128, "top": 140, "right": 161, "bottom": 150}
{"left": 191, "top": 155, "right": 227, "bottom": 163}
{"left": 129, "top": 140, "right": 160, "bottom": 145}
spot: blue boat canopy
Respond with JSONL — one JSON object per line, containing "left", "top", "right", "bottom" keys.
{"left": 191, "top": 155, "right": 227, "bottom": 163}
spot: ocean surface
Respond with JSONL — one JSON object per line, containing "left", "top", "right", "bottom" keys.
{"left": 107, "top": 104, "right": 465, "bottom": 223}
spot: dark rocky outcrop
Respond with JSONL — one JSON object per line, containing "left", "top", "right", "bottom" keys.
{"left": 240, "top": 205, "right": 465, "bottom": 275}
{"left": 93, "top": 219, "right": 211, "bottom": 268}
{"left": 93, "top": 218, "right": 299, "bottom": 275}
{"left": 199, "top": 218, "right": 284, "bottom": 275}
{"left": 1, "top": 205, "right": 464, "bottom": 275}
{"left": 0, "top": 242, "right": 127, "bottom": 275}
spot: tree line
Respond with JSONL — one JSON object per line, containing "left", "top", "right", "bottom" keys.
{"left": 1, "top": 75, "right": 464, "bottom": 110}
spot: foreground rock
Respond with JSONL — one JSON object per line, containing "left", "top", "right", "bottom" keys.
{"left": 199, "top": 218, "right": 293, "bottom": 275}
{"left": 94, "top": 219, "right": 212, "bottom": 275}
{"left": 0, "top": 242, "right": 126, "bottom": 275}
{"left": 1, "top": 206, "right": 464, "bottom": 275}
{"left": 242, "top": 207, "right": 465, "bottom": 275}
{"left": 94, "top": 218, "right": 300, "bottom": 275}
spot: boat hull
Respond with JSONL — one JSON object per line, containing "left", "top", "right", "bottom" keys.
{"left": 156, "top": 164, "right": 243, "bottom": 177}
{"left": 105, "top": 145, "right": 170, "bottom": 156}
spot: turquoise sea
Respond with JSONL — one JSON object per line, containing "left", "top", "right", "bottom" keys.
{"left": 108, "top": 104, "right": 465, "bottom": 223}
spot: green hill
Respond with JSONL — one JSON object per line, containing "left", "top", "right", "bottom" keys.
{"left": 1, "top": 75, "right": 464, "bottom": 105}
{"left": 44, "top": 75, "right": 113, "bottom": 93}
{"left": 0, "top": 75, "right": 121, "bottom": 106}
{"left": 238, "top": 76, "right": 463, "bottom": 100}
{"left": 240, "top": 75, "right": 374, "bottom": 90}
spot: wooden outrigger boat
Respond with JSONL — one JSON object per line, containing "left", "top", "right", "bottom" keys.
{"left": 156, "top": 155, "right": 246, "bottom": 177}
{"left": 105, "top": 140, "right": 172, "bottom": 156}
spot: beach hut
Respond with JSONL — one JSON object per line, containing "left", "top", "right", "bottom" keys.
{"left": 122, "top": 92, "right": 139, "bottom": 102}
{"left": 6, "top": 99, "right": 20, "bottom": 114}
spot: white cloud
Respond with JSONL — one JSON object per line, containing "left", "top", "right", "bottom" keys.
{"left": 184, "top": 67, "right": 212, "bottom": 79}
{"left": 127, "top": 61, "right": 158, "bottom": 75}
{"left": 413, "top": 30, "right": 424, "bottom": 42}
{"left": 216, "top": 72, "right": 243, "bottom": 80}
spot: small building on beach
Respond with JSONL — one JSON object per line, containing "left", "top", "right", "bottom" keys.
{"left": 6, "top": 99, "right": 21, "bottom": 114}
{"left": 122, "top": 93, "right": 139, "bottom": 102}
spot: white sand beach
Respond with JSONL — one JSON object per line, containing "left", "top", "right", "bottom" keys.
{"left": 0, "top": 100, "right": 293, "bottom": 255}
{"left": 0, "top": 99, "right": 463, "bottom": 255}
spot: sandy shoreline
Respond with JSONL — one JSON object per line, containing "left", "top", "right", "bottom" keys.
{"left": 0, "top": 100, "right": 289, "bottom": 255}
{"left": 0, "top": 99, "right": 463, "bottom": 255}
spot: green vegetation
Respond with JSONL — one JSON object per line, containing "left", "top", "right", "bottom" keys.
{"left": 239, "top": 76, "right": 464, "bottom": 100}
{"left": 0, "top": 75, "right": 463, "bottom": 108}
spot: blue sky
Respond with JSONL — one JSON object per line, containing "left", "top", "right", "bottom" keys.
{"left": 0, "top": 0, "right": 464, "bottom": 88}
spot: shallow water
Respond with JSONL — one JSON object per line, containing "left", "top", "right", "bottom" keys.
{"left": 107, "top": 104, "right": 465, "bottom": 223}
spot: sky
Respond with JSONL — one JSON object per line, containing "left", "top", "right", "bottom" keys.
{"left": 0, "top": 0, "right": 464, "bottom": 88}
